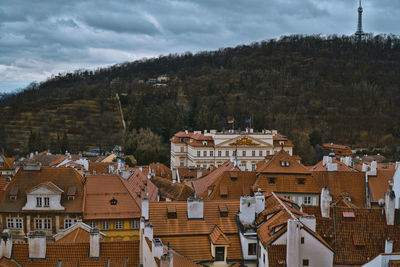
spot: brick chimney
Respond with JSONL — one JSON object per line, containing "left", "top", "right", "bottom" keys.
{"left": 28, "top": 231, "right": 46, "bottom": 259}
{"left": 187, "top": 197, "right": 204, "bottom": 220}
{"left": 286, "top": 219, "right": 300, "bottom": 267}
{"left": 385, "top": 190, "right": 395, "bottom": 226}
{"left": 89, "top": 228, "right": 100, "bottom": 258}
{"left": 0, "top": 230, "right": 12, "bottom": 259}
{"left": 320, "top": 187, "right": 332, "bottom": 218}
{"left": 160, "top": 253, "right": 173, "bottom": 267}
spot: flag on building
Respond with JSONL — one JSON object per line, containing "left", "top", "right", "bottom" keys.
{"left": 227, "top": 119, "right": 234, "bottom": 124}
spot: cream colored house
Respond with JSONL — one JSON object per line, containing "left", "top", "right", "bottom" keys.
{"left": 170, "top": 129, "right": 293, "bottom": 172}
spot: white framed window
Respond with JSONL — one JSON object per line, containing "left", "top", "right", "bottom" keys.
{"left": 203, "top": 151, "right": 207, "bottom": 157}
{"left": 115, "top": 220, "right": 122, "bottom": 230}
{"left": 131, "top": 219, "right": 139, "bottom": 229}
{"left": 225, "top": 151, "right": 229, "bottom": 157}
{"left": 36, "top": 197, "right": 42, "bottom": 207}
{"left": 15, "top": 218, "right": 23, "bottom": 229}
{"left": 89, "top": 221, "right": 96, "bottom": 228}
{"left": 44, "top": 197, "right": 50, "bottom": 207}
{"left": 266, "top": 151, "right": 270, "bottom": 155}
{"left": 218, "top": 151, "right": 221, "bottom": 157}
{"left": 44, "top": 219, "right": 51, "bottom": 229}
{"left": 35, "top": 218, "right": 42, "bottom": 229}
{"left": 64, "top": 219, "right": 72, "bottom": 229}
{"left": 197, "top": 151, "right": 200, "bottom": 157}
{"left": 259, "top": 150, "right": 263, "bottom": 157}
{"left": 103, "top": 221, "right": 109, "bottom": 230}
{"left": 304, "top": 196, "right": 312, "bottom": 205}
{"left": 180, "top": 147, "right": 184, "bottom": 152}
{"left": 252, "top": 151, "right": 255, "bottom": 157}
{"left": 7, "top": 218, "right": 14, "bottom": 228}
{"left": 210, "top": 151, "right": 214, "bottom": 157}
{"left": 242, "top": 151, "right": 246, "bottom": 156}
{"left": 252, "top": 164, "right": 256, "bottom": 171}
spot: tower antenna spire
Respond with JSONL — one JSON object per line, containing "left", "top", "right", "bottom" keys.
{"left": 355, "top": 0, "right": 365, "bottom": 41}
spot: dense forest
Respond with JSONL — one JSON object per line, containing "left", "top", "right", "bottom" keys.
{"left": 1, "top": 34, "right": 400, "bottom": 165}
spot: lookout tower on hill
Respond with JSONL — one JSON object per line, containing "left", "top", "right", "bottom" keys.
{"left": 355, "top": 0, "right": 365, "bottom": 41}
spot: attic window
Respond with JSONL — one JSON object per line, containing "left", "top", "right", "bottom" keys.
{"left": 230, "top": 173, "right": 238, "bottom": 181}
{"left": 110, "top": 198, "right": 118, "bottom": 205}
{"left": 343, "top": 211, "right": 355, "bottom": 222}
{"left": 167, "top": 206, "right": 177, "bottom": 219}
{"left": 297, "top": 178, "right": 305, "bottom": 185}
{"left": 9, "top": 187, "right": 18, "bottom": 200}
{"left": 67, "top": 186, "right": 76, "bottom": 200}
{"left": 180, "top": 138, "right": 184, "bottom": 143}
{"left": 268, "top": 177, "right": 276, "bottom": 185}
{"left": 220, "top": 186, "right": 228, "bottom": 198}
{"left": 202, "top": 141, "right": 207, "bottom": 146}
{"left": 219, "top": 205, "right": 228, "bottom": 217}
{"left": 280, "top": 161, "right": 290, "bottom": 167}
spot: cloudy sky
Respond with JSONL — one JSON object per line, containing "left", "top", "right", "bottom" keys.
{"left": 0, "top": 0, "right": 399, "bottom": 93}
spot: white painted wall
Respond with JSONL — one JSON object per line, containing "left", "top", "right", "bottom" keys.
{"left": 298, "top": 228, "right": 333, "bottom": 267}
{"left": 363, "top": 254, "right": 400, "bottom": 267}
{"left": 22, "top": 186, "right": 64, "bottom": 211}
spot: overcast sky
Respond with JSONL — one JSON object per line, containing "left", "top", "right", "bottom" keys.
{"left": 0, "top": 0, "right": 399, "bottom": 93}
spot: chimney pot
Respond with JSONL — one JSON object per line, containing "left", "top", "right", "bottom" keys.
{"left": 28, "top": 231, "right": 46, "bottom": 259}
{"left": 385, "top": 190, "right": 395, "bottom": 226}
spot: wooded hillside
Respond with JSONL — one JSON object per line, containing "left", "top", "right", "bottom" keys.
{"left": 1, "top": 34, "right": 400, "bottom": 165}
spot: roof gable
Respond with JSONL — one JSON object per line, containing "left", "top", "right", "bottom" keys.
{"left": 209, "top": 225, "right": 231, "bottom": 245}
{"left": 216, "top": 135, "right": 272, "bottom": 148}
{"left": 256, "top": 150, "right": 310, "bottom": 174}
{"left": 28, "top": 181, "right": 64, "bottom": 194}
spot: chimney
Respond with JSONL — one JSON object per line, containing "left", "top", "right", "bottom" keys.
{"left": 396, "top": 162, "right": 400, "bottom": 170}
{"left": 239, "top": 196, "right": 256, "bottom": 225}
{"left": 322, "top": 156, "right": 329, "bottom": 166}
{"left": 144, "top": 222, "right": 153, "bottom": 240}
{"left": 142, "top": 197, "right": 149, "bottom": 221}
{"left": 286, "top": 219, "right": 300, "bottom": 267}
{"left": 0, "top": 230, "right": 12, "bottom": 259}
{"left": 385, "top": 238, "right": 393, "bottom": 254}
{"left": 254, "top": 190, "right": 265, "bottom": 215}
{"left": 89, "top": 228, "right": 100, "bottom": 258}
{"left": 320, "top": 187, "right": 332, "bottom": 218}
{"left": 28, "top": 231, "right": 46, "bottom": 259}
{"left": 152, "top": 238, "right": 163, "bottom": 259}
{"left": 176, "top": 169, "right": 181, "bottom": 183}
{"left": 108, "top": 164, "right": 114, "bottom": 174}
{"left": 362, "top": 163, "right": 369, "bottom": 172}
{"left": 385, "top": 190, "right": 395, "bottom": 226}
{"left": 187, "top": 197, "right": 204, "bottom": 220}
{"left": 327, "top": 163, "right": 338, "bottom": 172}
{"left": 160, "top": 253, "right": 173, "bottom": 267}
{"left": 393, "top": 167, "right": 400, "bottom": 209}
{"left": 197, "top": 169, "right": 202, "bottom": 179}
{"left": 299, "top": 215, "right": 316, "bottom": 232}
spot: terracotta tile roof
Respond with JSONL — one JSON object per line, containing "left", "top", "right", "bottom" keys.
{"left": 254, "top": 173, "right": 320, "bottom": 195}
{"left": 29, "top": 181, "right": 64, "bottom": 193}
{"left": 193, "top": 161, "right": 240, "bottom": 195}
{"left": 310, "top": 158, "right": 354, "bottom": 172}
{"left": 177, "top": 167, "right": 210, "bottom": 180}
{"left": 256, "top": 150, "right": 311, "bottom": 174}
{"left": 84, "top": 174, "right": 141, "bottom": 219}
{"left": 18, "top": 154, "right": 65, "bottom": 167}
{"left": 150, "top": 176, "right": 194, "bottom": 201}
{"left": 368, "top": 170, "right": 395, "bottom": 203}
{"left": 0, "top": 175, "right": 10, "bottom": 190}
{"left": 0, "top": 167, "right": 84, "bottom": 213}
{"left": 48, "top": 155, "right": 67, "bottom": 166}
{"left": 88, "top": 162, "right": 117, "bottom": 174}
{"left": 209, "top": 225, "right": 231, "bottom": 245}
{"left": 312, "top": 171, "right": 366, "bottom": 208}
{"left": 56, "top": 228, "right": 91, "bottom": 243}
{"left": 165, "top": 248, "right": 203, "bottom": 267}
{"left": 149, "top": 200, "right": 243, "bottom": 262}
{"left": 11, "top": 241, "right": 139, "bottom": 266}
{"left": 303, "top": 206, "right": 400, "bottom": 266}
{"left": 199, "top": 171, "right": 257, "bottom": 200}
{"left": 149, "top": 163, "right": 172, "bottom": 180}
{"left": 267, "top": 245, "right": 286, "bottom": 267}
{"left": 121, "top": 168, "right": 158, "bottom": 208}
{"left": 0, "top": 154, "right": 14, "bottom": 170}
{"left": 0, "top": 257, "right": 19, "bottom": 267}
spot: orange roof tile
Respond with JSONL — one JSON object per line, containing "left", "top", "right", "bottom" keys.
{"left": 0, "top": 154, "right": 14, "bottom": 170}
{"left": 0, "top": 167, "right": 84, "bottom": 213}
{"left": 151, "top": 176, "right": 194, "bottom": 201}
{"left": 88, "top": 162, "right": 117, "bottom": 174}
{"left": 310, "top": 158, "right": 354, "bottom": 172}
{"left": 29, "top": 181, "right": 64, "bottom": 193}
{"left": 84, "top": 174, "right": 141, "bottom": 219}
{"left": 368, "top": 170, "right": 396, "bottom": 203}
{"left": 193, "top": 161, "right": 240, "bottom": 195}
{"left": 149, "top": 163, "right": 172, "bottom": 180}
{"left": 256, "top": 150, "right": 311, "bottom": 174}
{"left": 209, "top": 225, "right": 231, "bottom": 245}
{"left": 267, "top": 245, "right": 286, "bottom": 267}
{"left": 303, "top": 206, "right": 400, "bottom": 266}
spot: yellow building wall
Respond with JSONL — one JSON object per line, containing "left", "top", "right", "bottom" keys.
{"left": 84, "top": 219, "right": 139, "bottom": 241}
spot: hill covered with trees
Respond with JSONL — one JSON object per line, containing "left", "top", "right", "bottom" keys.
{"left": 1, "top": 34, "right": 400, "bottom": 165}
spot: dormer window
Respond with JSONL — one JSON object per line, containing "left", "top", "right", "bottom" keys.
{"left": 280, "top": 161, "right": 290, "bottom": 167}
{"left": 36, "top": 197, "right": 42, "bottom": 207}
{"left": 110, "top": 198, "right": 118, "bottom": 205}
{"left": 167, "top": 206, "right": 177, "bottom": 219}
{"left": 219, "top": 205, "right": 228, "bottom": 217}
{"left": 44, "top": 197, "right": 50, "bottom": 207}
{"left": 9, "top": 186, "right": 18, "bottom": 200}
{"left": 268, "top": 177, "right": 276, "bottom": 185}
{"left": 67, "top": 186, "right": 76, "bottom": 200}
{"left": 180, "top": 137, "right": 184, "bottom": 143}
{"left": 297, "top": 178, "right": 305, "bottom": 185}
{"left": 202, "top": 141, "right": 207, "bottom": 146}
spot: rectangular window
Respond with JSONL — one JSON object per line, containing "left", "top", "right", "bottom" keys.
{"left": 7, "top": 218, "right": 14, "bottom": 228}
{"left": 218, "top": 151, "right": 221, "bottom": 157}
{"left": 64, "top": 219, "right": 72, "bottom": 229}
{"left": 248, "top": 243, "right": 257, "bottom": 255}
{"left": 103, "top": 221, "right": 109, "bottom": 230}
{"left": 115, "top": 220, "right": 122, "bottom": 230}
{"left": 266, "top": 151, "right": 270, "bottom": 155}
{"left": 252, "top": 164, "right": 256, "bottom": 171}
{"left": 44, "top": 219, "right": 51, "bottom": 229}
{"left": 67, "top": 196, "right": 74, "bottom": 200}
{"left": 44, "top": 197, "right": 50, "bottom": 207}
{"left": 297, "top": 178, "right": 305, "bottom": 185}
{"left": 197, "top": 151, "right": 200, "bottom": 157}
{"left": 131, "top": 219, "right": 139, "bottom": 229}
{"left": 215, "top": 247, "right": 225, "bottom": 261}
{"left": 225, "top": 151, "right": 229, "bottom": 157}
{"left": 242, "top": 151, "right": 246, "bottom": 156}
{"left": 15, "top": 218, "right": 23, "bottom": 229}
{"left": 180, "top": 161, "right": 184, "bottom": 167}
{"left": 36, "top": 197, "right": 42, "bottom": 207}
{"left": 35, "top": 218, "right": 42, "bottom": 229}
{"left": 203, "top": 151, "right": 207, "bottom": 157}
{"left": 304, "top": 196, "right": 312, "bottom": 205}
{"left": 252, "top": 151, "right": 255, "bottom": 157}
{"left": 89, "top": 221, "right": 96, "bottom": 228}
{"left": 268, "top": 177, "right": 276, "bottom": 185}
{"left": 301, "top": 237, "right": 305, "bottom": 244}
{"left": 303, "top": 259, "right": 309, "bottom": 266}
{"left": 210, "top": 151, "right": 214, "bottom": 157}
{"left": 259, "top": 150, "right": 263, "bottom": 157}
{"left": 180, "top": 147, "right": 184, "bottom": 152}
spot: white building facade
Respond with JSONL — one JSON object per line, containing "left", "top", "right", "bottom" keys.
{"left": 170, "top": 129, "right": 293, "bottom": 171}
